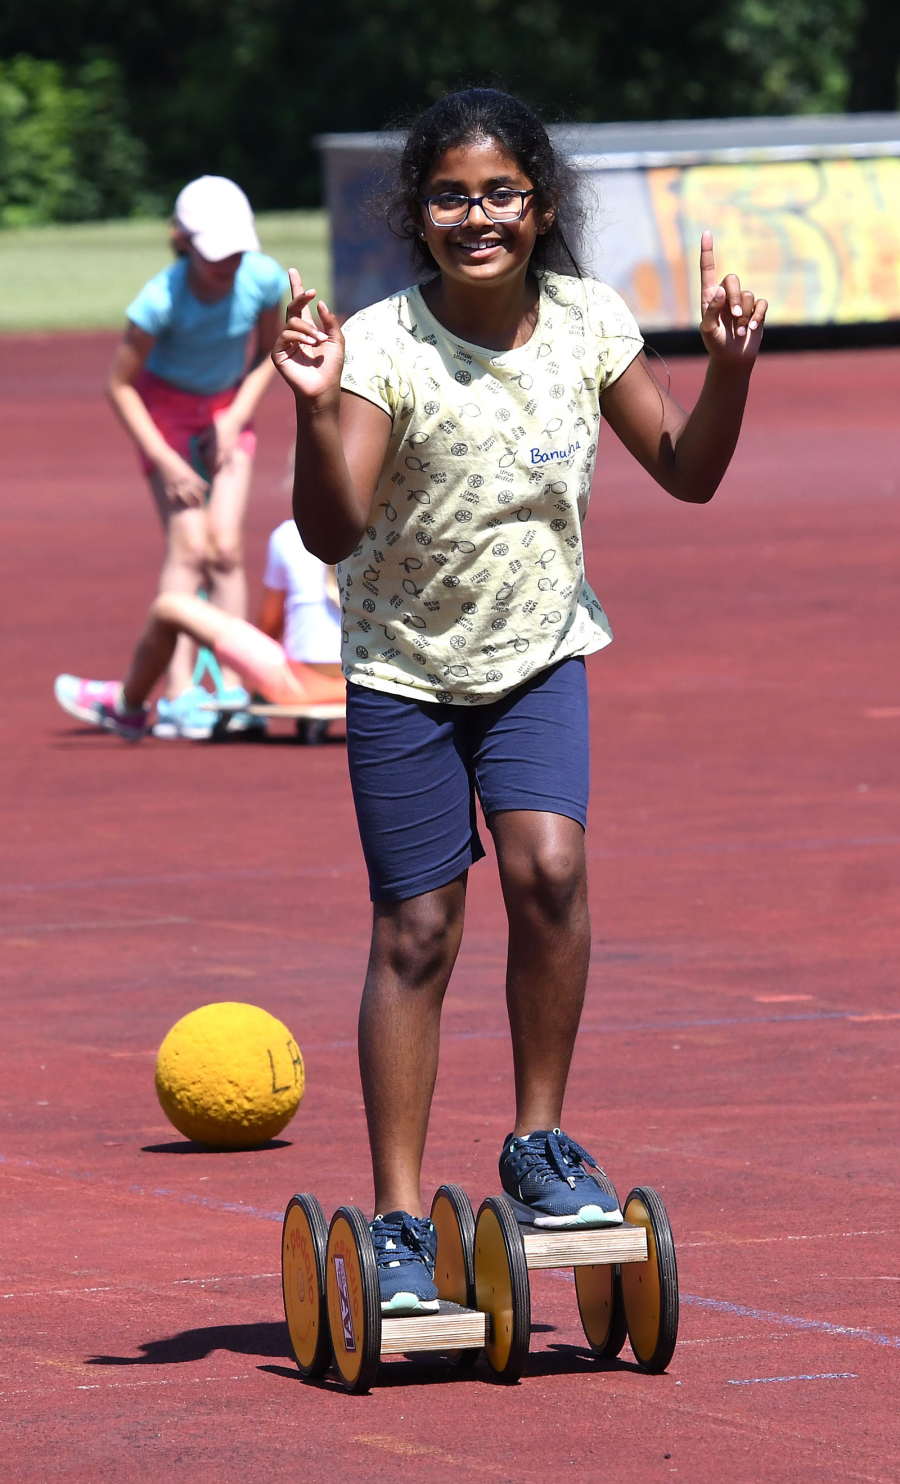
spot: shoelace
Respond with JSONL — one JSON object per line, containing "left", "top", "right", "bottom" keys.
{"left": 371, "top": 1213, "right": 435, "bottom": 1269}
{"left": 511, "top": 1129, "right": 599, "bottom": 1190}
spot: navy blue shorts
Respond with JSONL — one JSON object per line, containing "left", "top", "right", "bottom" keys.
{"left": 346, "top": 657, "right": 590, "bottom": 901}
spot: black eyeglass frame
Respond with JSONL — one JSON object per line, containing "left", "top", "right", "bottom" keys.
{"left": 418, "top": 188, "right": 536, "bottom": 228}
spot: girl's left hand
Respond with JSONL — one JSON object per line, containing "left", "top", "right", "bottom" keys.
{"left": 699, "top": 230, "right": 768, "bottom": 363}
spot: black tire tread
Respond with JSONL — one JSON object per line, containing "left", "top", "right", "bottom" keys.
{"left": 431, "top": 1184, "right": 480, "bottom": 1368}
{"left": 282, "top": 1192, "right": 332, "bottom": 1378}
{"left": 328, "top": 1204, "right": 382, "bottom": 1393}
{"left": 623, "top": 1185, "right": 679, "bottom": 1374}
{"left": 476, "top": 1195, "right": 531, "bottom": 1383}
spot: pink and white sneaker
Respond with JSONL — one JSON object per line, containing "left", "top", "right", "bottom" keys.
{"left": 53, "top": 675, "right": 150, "bottom": 741}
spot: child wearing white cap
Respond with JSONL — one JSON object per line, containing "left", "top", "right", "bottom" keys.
{"left": 106, "top": 175, "right": 289, "bottom": 736}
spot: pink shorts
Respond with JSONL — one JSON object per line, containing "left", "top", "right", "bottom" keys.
{"left": 214, "top": 618, "right": 346, "bottom": 706}
{"left": 136, "top": 369, "right": 257, "bottom": 477}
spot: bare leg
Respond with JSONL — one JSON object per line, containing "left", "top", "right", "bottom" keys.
{"left": 490, "top": 811, "right": 591, "bottom": 1136}
{"left": 122, "top": 594, "right": 233, "bottom": 710}
{"left": 148, "top": 474, "right": 209, "bottom": 697}
{"left": 205, "top": 449, "right": 253, "bottom": 688}
{"left": 358, "top": 876, "right": 467, "bottom": 1217}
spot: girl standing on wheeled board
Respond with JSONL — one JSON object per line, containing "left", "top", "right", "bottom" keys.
{"left": 272, "top": 88, "right": 767, "bottom": 1315}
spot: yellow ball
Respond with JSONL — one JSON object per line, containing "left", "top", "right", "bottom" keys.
{"left": 155, "top": 1002, "right": 304, "bottom": 1149}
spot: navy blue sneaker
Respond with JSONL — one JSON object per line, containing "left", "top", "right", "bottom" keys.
{"left": 499, "top": 1128, "right": 623, "bottom": 1228}
{"left": 370, "top": 1210, "right": 440, "bottom": 1315}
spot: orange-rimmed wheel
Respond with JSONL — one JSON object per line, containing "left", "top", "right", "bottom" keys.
{"left": 430, "top": 1183, "right": 479, "bottom": 1367}
{"left": 575, "top": 1262, "right": 627, "bottom": 1357}
{"left": 574, "top": 1167, "right": 627, "bottom": 1357}
{"left": 282, "top": 1193, "right": 331, "bottom": 1378}
{"left": 326, "top": 1205, "right": 381, "bottom": 1393}
{"left": 473, "top": 1196, "right": 530, "bottom": 1383}
{"left": 620, "top": 1186, "right": 679, "bottom": 1373}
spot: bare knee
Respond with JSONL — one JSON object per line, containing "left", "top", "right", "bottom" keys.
{"left": 372, "top": 892, "right": 464, "bottom": 989}
{"left": 207, "top": 536, "right": 243, "bottom": 575}
{"left": 167, "top": 534, "right": 207, "bottom": 576}
{"left": 152, "top": 592, "right": 184, "bottom": 626}
{"left": 503, "top": 842, "right": 586, "bottom": 927}
{"left": 152, "top": 592, "right": 213, "bottom": 633}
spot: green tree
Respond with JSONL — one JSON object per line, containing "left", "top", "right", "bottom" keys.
{"left": 724, "top": 0, "right": 861, "bottom": 115}
{"left": 0, "top": 0, "right": 897, "bottom": 215}
{"left": 0, "top": 54, "right": 154, "bottom": 225}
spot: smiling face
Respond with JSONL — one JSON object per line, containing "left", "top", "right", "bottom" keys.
{"left": 418, "top": 136, "right": 554, "bottom": 291}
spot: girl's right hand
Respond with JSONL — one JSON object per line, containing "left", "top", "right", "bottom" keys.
{"left": 158, "top": 450, "right": 208, "bottom": 508}
{"left": 271, "top": 269, "right": 345, "bottom": 405}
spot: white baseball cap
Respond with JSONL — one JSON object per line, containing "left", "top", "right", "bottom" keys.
{"left": 174, "top": 175, "right": 260, "bottom": 262}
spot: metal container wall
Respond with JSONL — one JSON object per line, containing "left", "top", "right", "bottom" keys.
{"left": 317, "top": 114, "right": 900, "bottom": 328}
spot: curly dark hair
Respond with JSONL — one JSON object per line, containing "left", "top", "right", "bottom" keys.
{"left": 387, "top": 88, "right": 583, "bottom": 279}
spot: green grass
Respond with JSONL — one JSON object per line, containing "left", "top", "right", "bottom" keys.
{"left": 0, "top": 211, "right": 331, "bottom": 332}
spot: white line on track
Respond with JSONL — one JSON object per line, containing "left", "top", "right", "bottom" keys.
{"left": 541, "top": 1271, "right": 900, "bottom": 1349}
{"left": 0, "top": 916, "right": 191, "bottom": 934}
{"left": 727, "top": 1372, "right": 858, "bottom": 1385}
{"left": 2, "top": 1273, "right": 279, "bottom": 1300}
{"left": 678, "top": 1334, "right": 780, "bottom": 1346}
{"left": 0, "top": 865, "right": 347, "bottom": 896}
{"left": 681, "top": 1295, "right": 900, "bottom": 1349}
{"left": 0, "top": 1374, "right": 255, "bottom": 1397}
{"left": 679, "top": 1228, "right": 891, "bottom": 1248}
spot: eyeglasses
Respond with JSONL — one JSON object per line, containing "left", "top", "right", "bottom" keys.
{"left": 419, "top": 188, "right": 535, "bottom": 227}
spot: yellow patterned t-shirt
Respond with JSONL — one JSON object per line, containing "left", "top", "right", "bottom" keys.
{"left": 337, "top": 271, "right": 642, "bottom": 704}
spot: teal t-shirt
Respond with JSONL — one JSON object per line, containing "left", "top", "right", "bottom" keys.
{"left": 127, "top": 252, "right": 288, "bottom": 395}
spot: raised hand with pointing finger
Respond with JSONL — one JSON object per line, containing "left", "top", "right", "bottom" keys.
{"left": 272, "top": 268, "right": 346, "bottom": 405}
{"left": 699, "top": 229, "right": 767, "bottom": 360}
{"left": 600, "top": 229, "right": 770, "bottom": 504}
{"left": 274, "top": 266, "right": 389, "bottom": 564}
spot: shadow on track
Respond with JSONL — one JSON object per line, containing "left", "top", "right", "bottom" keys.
{"left": 88, "top": 1321, "right": 291, "bottom": 1366}
{"left": 88, "top": 1324, "right": 642, "bottom": 1385}
{"left": 263, "top": 1340, "right": 644, "bottom": 1390}
{"left": 140, "top": 1139, "right": 291, "bottom": 1154}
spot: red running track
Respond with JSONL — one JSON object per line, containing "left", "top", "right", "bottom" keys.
{"left": 1, "top": 334, "right": 898, "bottom": 1482}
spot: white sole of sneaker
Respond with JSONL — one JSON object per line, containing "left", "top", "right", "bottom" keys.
{"left": 529, "top": 1205, "right": 623, "bottom": 1229}
{"left": 380, "top": 1294, "right": 441, "bottom": 1315}
{"left": 151, "top": 722, "right": 213, "bottom": 741}
{"left": 507, "top": 1195, "right": 623, "bottom": 1228}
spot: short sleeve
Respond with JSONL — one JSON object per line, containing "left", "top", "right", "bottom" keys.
{"left": 340, "top": 309, "right": 403, "bottom": 420}
{"left": 126, "top": 271, "right": 173, "bottom": 338}
{"left": 263, "top": 527, "right": 289, "bottom": 591}
{"left": 589, "top": 282, "right": 644, "bottom": 393}
{"left": 254, "top": 253, "right": 289, "bottom": 310}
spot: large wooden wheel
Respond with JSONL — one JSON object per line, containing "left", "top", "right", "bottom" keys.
{"left": 574, "top": 1167, "right": 628, "bottom": 1358}
{"left": 575, "top": 1261, "right": 628, "bottom": 1357}
{"left": 620, "top": 1186, "right": 679, "bottom": 1373}
{"left": 431, "top": 1183, "right": 480, "bottom": 1367}
{"left": 281, "top": 1193, "right": 331, "bottom": 1378}
{"left": 325, "top": 1205, "right": 382, "bottom": 1393}
{"left": 473, "top": 1196, "right": 531, "bottom": 1383}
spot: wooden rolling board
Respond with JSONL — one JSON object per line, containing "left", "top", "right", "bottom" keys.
{"left": 198, "top": 701, "right": 346, "bottom": 719}
{"left": 381, "top": 1300, "right": 489, "bottom": 1355}
{"left": 522, "top": 1222, "right": 648, "bottom": 1270}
